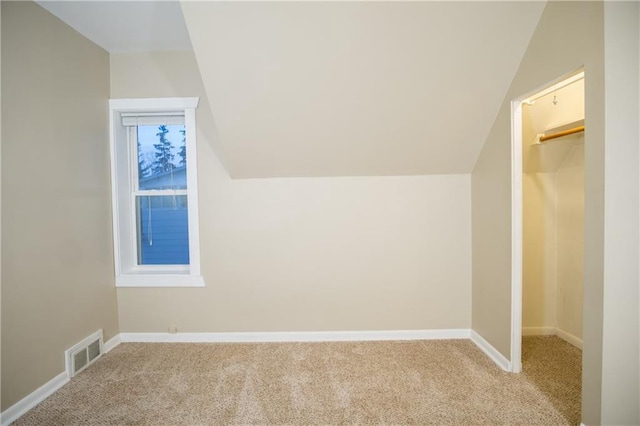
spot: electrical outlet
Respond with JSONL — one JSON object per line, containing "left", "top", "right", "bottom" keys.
{"left": 168, "top": 326, "right": 178, "bottom": 334}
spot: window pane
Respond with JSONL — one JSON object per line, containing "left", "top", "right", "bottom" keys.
{"left": 137, "top": 125, "right": 187, "bottom": 190}
{"left": 136, "top": 195, "right": 189, "bottom": 265}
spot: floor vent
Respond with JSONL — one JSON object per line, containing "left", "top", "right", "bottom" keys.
{"left": 65, "top": 330, "right": 104, "bottom": 378}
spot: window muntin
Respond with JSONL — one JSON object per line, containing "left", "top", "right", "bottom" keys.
{"left": 109, "top": 98, "right": 203, "bottom": 287}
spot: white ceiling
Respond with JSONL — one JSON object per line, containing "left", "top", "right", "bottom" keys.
{"left": 37, "top": 1, "right": 191, "bottom": 53}
{"left": 38, "top": 1, "right": 547, "bottom": 178}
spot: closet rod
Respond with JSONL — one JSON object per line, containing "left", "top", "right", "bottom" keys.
{"left": 539, "top": 125, "right": 585, "bottom": 143}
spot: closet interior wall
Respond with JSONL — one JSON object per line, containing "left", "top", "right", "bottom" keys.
{"left": 522, "top": 80, "right": 585, "bottom": 347}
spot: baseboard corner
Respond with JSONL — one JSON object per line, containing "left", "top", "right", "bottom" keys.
{"left": 522, "top": 326, "right": 556, "bottom": 336}
{"left": 555, "top": 328, "right": 583, "bottom": 349}
{"left": 470, "top": 330, "right": 511, "bottom": 372}
{"left": 104, "top": 333, "right": 122, "bottom": 353}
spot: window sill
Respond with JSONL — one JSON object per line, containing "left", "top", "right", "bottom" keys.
{"left": 115, "top": 274, "right": 205, "bottom": 288}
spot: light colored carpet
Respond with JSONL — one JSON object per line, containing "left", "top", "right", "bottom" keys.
{"left": 13, "top": 336, "right": 581, "bottom": 425}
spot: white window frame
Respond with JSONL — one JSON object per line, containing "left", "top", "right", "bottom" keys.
{"left": 109, "top": 97, "right": 204, "bottom": 287}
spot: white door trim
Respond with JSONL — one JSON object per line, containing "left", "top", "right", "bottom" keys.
{"left": 510, "top": 98, "right": 524, "bottom": 373}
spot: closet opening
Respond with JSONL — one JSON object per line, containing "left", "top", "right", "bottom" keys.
{"left": 510, "top": 70, "right": 585, "bottom": 422}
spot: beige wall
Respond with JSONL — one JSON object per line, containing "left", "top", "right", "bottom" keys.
{"left": 473, "top": 1, "right": 640, "bottom": 424}
{"left": 522, "top": 171, "right": 557, "bottom": 330}
{"left": 522, "top": 143, "right": 584, "bottom": 341}
{"left": 1, "top": 2, "right": 118, "bottom": 410}
{"left": 471, "top": 0, "right": 602, "bottom": 421}
{"left": 111, "top": 52, "right": 472, "bottom": 333}
{"left": 556, "top": 144, "right": 584, "bottom": 340}
{"left": 472, "top": 0, "right": 604, "bottom": 354}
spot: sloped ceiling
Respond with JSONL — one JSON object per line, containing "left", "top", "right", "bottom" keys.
{"left": 182, "top": 1, "right": 546, "bottom": 178}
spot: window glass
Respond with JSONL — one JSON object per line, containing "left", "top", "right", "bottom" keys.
{"left": 137, "top": 124, "right": 187, "bottom": 190}
{"left": 136, "top": 195, "right": 190, "bottom": 265}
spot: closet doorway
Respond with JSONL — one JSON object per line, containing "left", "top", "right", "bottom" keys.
{"left": 510, "top": 70, "right": 585, "bottom": 374}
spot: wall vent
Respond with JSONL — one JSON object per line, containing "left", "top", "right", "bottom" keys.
{"left": 65, "top": 330, "right": 104, "bottom": 378}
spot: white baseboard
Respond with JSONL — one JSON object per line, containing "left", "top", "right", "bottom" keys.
{"left": 555, "top": 328, "right": 583, "bottom": 349}
{"left": 119, "top": 328, "right": 471, "bottom": 343}
{"left": 0, "top": 371, "right": 69, "bottom": 426}
{"left": 523, "top": 326, "right": 583, "bottom": 349}
{"left": 104, "top": 334, "right": 122, "bottom": 353}
{"left": 522, "top": 326, "right": 556, "bottom": 336}
{"left": 470, "top": 330, "right": 511, "bottom": 372}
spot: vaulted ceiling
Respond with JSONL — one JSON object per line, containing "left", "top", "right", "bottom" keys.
{"left": 38, "top": 1, "right": 547, "bottom": 178}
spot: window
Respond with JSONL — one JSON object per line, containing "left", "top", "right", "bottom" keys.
{"left": 109, "top": 98, "right": 203, "bottom": 287}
